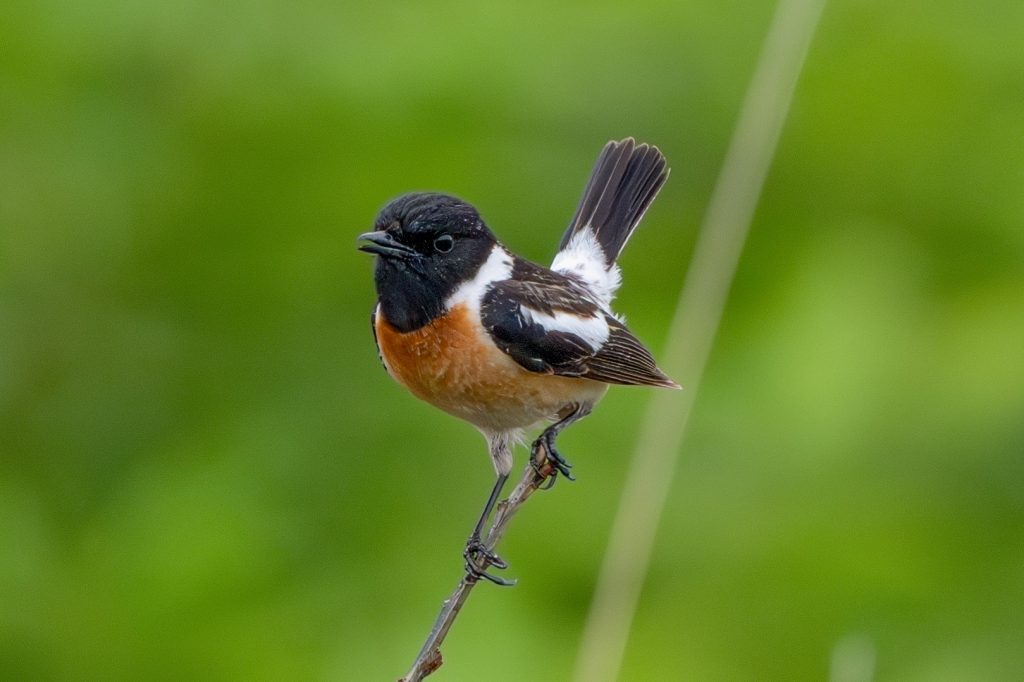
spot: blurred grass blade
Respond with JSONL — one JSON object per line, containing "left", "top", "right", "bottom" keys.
{"left": 571, "top": 0, "right": 827, "bottom": 680}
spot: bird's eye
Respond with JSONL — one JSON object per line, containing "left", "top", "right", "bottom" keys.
{"left": 433, "top": 234, "right": 454, "bottom": 253}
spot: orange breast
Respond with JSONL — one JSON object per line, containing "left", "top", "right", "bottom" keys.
{"left": 374, "top": 303, "right": 606, "bottom": 432}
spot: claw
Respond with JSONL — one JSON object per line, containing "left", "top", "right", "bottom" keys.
{"left": 531, "top": 433, "right": 576, "bottom": 486}
{"left": 463, "top": 538, "right": 515, "bottom": 586}
{"left": 464, "top": 559, "right": 517, "bottom": 586}
{"left": 463, "top": 539, "right": 508, "bottom": 569}
{"left": 547, "top": 448, "right": 576, "bottom": 480}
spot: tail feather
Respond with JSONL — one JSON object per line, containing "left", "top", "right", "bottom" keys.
{"left": 558, "top": 138, "right": 669, "bottom": 266}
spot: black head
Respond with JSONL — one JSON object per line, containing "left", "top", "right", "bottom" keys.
{"left": 359, "top": 192, "right": 498, "bottom": 332}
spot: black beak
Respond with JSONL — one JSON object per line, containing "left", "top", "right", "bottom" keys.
{"left": 357, "top": 231, "right": 417, "bottom": 260}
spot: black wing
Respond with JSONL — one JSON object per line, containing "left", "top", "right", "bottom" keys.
{"left": 481, "top": 261, "right": 677, "bottom": 388}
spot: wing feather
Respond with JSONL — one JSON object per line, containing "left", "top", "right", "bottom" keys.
{"left": 481, "top": 260, "right": 677, "bottom": 388}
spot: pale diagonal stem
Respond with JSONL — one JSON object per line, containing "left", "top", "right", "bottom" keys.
{"left": 571, "top": 1, "right": 827, "bottom": 680}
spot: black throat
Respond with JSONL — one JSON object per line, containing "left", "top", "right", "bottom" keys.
{"left": 374, "top": 260, "right": 451, "bottom": 332}
{"left": 375, "top": 244, "right": 499, "bottom": 332}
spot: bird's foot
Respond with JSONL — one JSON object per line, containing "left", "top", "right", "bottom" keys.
{"left": 463, "top": 537, "right": 515, "bottom": 586}
{"left": 531, "top": 431, "right": 575, "bottom": 487}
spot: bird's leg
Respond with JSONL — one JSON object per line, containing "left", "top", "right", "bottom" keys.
{"left": 463, "top": 472, "right": 514, "bottom": 586}
{"left": 532, "top": 403, "right": 592, "bottom": 485}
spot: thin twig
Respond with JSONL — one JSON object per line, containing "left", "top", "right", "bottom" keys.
{"left": 400, "top": 447, "right": 556, "bottom": 682}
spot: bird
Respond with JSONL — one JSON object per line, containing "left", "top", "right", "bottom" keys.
{"left": 358, "top": 138, "right": 678, "bottom": 584}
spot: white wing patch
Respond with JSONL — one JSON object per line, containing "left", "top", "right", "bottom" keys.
{"left": 551, "top": 227, "right": 622, "bottom": 308}
{"left": 445, "top": 244, "right": 513, "bottom": 311}
{"left": 520, "top": 306, "right": 609, "bottom": 351}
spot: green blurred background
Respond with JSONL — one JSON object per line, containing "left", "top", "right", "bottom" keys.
{"left": 2, "top": 0, "right": 1022, "bottom": 679}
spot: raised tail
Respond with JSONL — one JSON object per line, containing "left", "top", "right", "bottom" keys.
{"left": 558, "top": 138, "right": 669, "bottom": 267}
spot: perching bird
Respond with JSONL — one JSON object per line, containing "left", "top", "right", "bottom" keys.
{"left": 359, "top": 138, "right": 678, "bottom": 584}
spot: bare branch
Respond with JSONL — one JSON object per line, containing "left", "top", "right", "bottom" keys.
{"left": 400, "top": 447, "right": 556, "bottom": 682}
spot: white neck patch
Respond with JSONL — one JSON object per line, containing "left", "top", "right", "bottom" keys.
{"left": 445, "top": 244, "right": 513, "bottom": 311}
